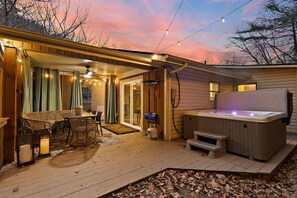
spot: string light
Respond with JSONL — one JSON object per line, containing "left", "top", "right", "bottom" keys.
{"left": 152, "top": 54, "right": 158, "bottom": 60}
{"left": 154, "top": 0, "right": 185, "bottom": 52}
{"left": 156, "top": 0, "right": 253, "bottom": 53}
{"left": 221, "top": 17, "right": 225, "bottom": 23}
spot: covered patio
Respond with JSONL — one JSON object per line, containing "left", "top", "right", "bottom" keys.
{"left": 0, "top": 130, "right": 296, "bottom": 197}
{"left": 0, "top": 25, "right": 157, "bottom": 165}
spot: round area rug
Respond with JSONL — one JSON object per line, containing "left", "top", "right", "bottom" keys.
{"left": 50, "top": 131, "right": 123, "bottom": 156}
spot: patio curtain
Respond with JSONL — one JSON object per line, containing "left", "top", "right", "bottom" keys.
{"left": 106, "top": 75, "right": 117, "bottom": 123}
{"left": 71, "top": 71, "right": 82, "bottom": 109}
{"left": 22, "top": 57, "right": 33, "bottom": 114}
{"left": 33, "top": 67, "right": 42, "bottom": 112}
{"left": 48, "top": 70, "right": 62, "bottom": 110}
{"left": 41, "top": 68, "right": 49, "bottom": 111}
{"left": 34, "top": 67, "right": 62, "bottom": 111}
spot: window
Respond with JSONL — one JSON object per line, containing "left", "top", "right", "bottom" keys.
{"left": 210, "top": 82, "right": 219, "bottom": 102}
{"left": 237, "top": 83, "right": 257, "bottom": 92}
{"left": 82, "top": 87, "right": 92, "bottom": 112}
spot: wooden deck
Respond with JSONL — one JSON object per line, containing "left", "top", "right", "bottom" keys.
{"left": 0, "top": 131, "right": 296, "bottom": 198}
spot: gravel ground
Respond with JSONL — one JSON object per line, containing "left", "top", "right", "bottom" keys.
{"left": 110, "top": 148, "right": 297, "bottom": 197}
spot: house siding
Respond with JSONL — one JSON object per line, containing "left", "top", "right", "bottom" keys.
{"left": 91, "top": 80, "right": 106, "bottom": 118}
{"left": 118, "top": 68, "right": 147, "bottom": 80}
{"left": 170, "top": 67, "right": 234, "bottom": 139}
{"left": 234, "top": 68, "right": 297, "bottom": 133}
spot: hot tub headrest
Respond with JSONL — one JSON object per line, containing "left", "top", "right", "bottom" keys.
{"left": 215, "top": 88, "right": 290, "bottom": 117}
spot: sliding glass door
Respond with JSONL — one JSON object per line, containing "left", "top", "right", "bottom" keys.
{"left": 121, "top": 78, "right": 142, "bottom": 130}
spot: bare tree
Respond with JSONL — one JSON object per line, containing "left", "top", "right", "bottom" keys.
{"left": 230, "top": 0, "right": 297, "bottom": 64}
{"left": 0, "top": 0, "right": 110, "bottom": 46}
{"left": 0, "top": 0, "right": 35, "bottom": 28}
{"left": 25, "top": 0, "right": 88, "bottom": 42}
{"left": 219, "top": 51, "right": 250, "bottom": 65}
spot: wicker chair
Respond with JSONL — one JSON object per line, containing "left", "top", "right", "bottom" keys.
{"left": 23, "top": 118, "right": 52, "bottom": 131}
{"left": 68, "top": 118, "right": 97, "bottom": 146}
{"left": 22, "top": 118, "right": 52, "bottom": 145}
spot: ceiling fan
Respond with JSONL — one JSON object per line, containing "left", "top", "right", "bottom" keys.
{"left": 85, "top": 65, "right": 93, "bottom": 76}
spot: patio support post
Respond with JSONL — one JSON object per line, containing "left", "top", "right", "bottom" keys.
{"left": 3, "top": 47, "right": 19, "bottom": 163}
{"left": 164, "top": 68, "right": 171, "bottom": 141}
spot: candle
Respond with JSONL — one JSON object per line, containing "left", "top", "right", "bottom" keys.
{"left": 20, "top": 144, "right": 32, "bottom": 163}
{"left": 40, "top": 138, "right": 49, "bottom": 155}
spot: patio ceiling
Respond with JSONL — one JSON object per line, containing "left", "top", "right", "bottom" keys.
{"left": 27, "top": 51, "right": 141, "bottom": 76}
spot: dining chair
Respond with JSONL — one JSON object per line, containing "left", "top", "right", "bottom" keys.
{"left": 68, "top": 117, "right": 97, "bottom": 146}
{"left": 92, "top": 111, "right": 103, "bottom": 136}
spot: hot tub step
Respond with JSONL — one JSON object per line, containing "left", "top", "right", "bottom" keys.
{"left": 194, "top": 130, "right": 227, "bottom": 153}
{"left": 194, "top": 131, "right": 227, "bottom": 140}
{"left": 186, "top": 139, "right": 221, "bottom": 158}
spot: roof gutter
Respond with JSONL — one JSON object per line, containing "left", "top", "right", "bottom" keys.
{"left": 215, "top": 64, "right": 297, "bottom": 69}
{"left": 153, "top": 55, "right": 249, "bottom": 80}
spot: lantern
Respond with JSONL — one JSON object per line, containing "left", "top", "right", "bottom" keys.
{"left": 38, "top": 129, "right": 51, "bottom": 157}
{"left": 17, "top": 126, "right": 35, "bottom": 167}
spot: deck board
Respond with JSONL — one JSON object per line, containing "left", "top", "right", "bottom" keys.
{"left": 0, "top": 131, "right": 296, "bottom": 198}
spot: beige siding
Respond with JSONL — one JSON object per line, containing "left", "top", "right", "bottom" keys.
{"left": 91, "top": 80, "right": 106, "bottom": 118}
{"left": 170, "top": 67, "right": 234, "bottom": 139}
{"left": 118, "top": 68, "right": 147, "bottom": 80}
{"left": 235, "top": 68, "right": 297, "bottom": 133}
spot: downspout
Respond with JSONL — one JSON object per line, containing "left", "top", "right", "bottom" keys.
{"left": 170, "top": 63, "right": 188, "bottom": 74}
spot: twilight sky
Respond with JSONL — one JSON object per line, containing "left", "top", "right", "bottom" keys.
{"left": 83, "top": 0, "right": 265, "bottom": 63}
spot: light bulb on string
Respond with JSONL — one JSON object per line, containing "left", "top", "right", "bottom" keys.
{"left": 177, "top": 41, "right": 181, "bottom": 46}
{"left": 166, "top": 29, "right": 169, "bottom": 35}
{"left": 221, "top": 17, "right": 225, "bottom": 23}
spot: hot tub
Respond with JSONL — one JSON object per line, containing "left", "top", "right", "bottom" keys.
{"left": 186, "top": 109, "right": 286, "bottom": 123}
{"left": 184, "top": 109, "right": 287, "bottom": 161}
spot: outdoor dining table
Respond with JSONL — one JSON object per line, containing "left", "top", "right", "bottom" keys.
{"left": 61, "top": 112, "right": 96, "bottom": 143}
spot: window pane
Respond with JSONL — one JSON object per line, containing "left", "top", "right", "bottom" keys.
{"left": 124, "top": 84, "right": 130, "bottom": 123}
{"left": 210, "top": 82, "right": 219, "bottom": 102}
{"left": 238, "top": 84, "right": 256, "bottom": 92}
{"left": 210, "top": 92, "right": 216, "bottom": 102}
{"left": 133, "top": 82, "right": 141, "bottom": 126}
{"left": 210, "top": 82, "right": 219, "bottom": 91}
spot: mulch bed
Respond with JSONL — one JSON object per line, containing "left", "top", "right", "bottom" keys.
{"left": 110, "top": 148, "right": 297, "bottom": 197}
{"left": 102, "top": 124, "right": 139, "bottom": 135}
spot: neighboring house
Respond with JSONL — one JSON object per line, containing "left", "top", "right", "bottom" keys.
{"left": 0, "top": 26, "right": 296, "bottom": 165}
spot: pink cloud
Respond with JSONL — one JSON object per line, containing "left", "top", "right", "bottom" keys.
{"left": 85, "top": 0, "right": 197, "bottom": 51}
{"left": 81, "top": 0, "right": 250, "bottom": 64}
